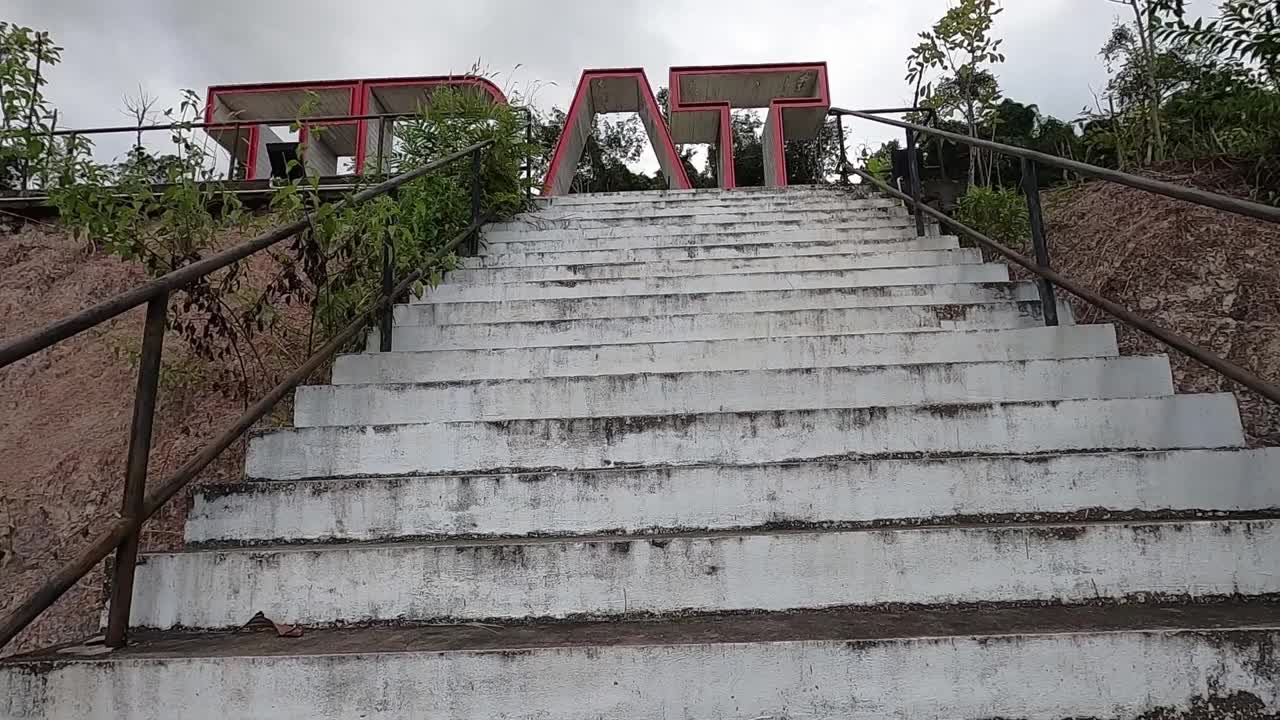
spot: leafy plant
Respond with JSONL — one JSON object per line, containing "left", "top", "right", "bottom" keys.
{"left": 0, "top": 23, "right": 62, "bottom": 191}
{"left": 906, "top": 0, "right": 1007, "bottom": 186}
{"left": 955, "top": 185, "right": 1030, "bottom": 252}
{"left": 1158, "top": 0, "right": 1279, "bottom": 86}
{"left": 48, "top": 81, "right": 532, "bottom": 396}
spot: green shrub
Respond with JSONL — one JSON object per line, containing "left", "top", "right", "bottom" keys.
{"left": 48, "top": 83, "right": 534, "bottom": 390}
{"left": 955, "top": 185, "right": 1031, "bottom": 252}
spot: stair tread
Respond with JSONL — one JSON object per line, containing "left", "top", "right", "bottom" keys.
{"left": 13, "top": 602, "right": 1280, "bottom": 663}
{"left": 164, "top": 515, "right": 1280, "bottom": 556}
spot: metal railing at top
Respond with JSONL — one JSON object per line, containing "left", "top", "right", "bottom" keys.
{"left": 828, "top": 106, "right": 1280, "bottom": 406}
{"left": 831, "top": 106, "right": 940, "bottom": 237}
{"left": 0, "top": 138, "right": 497, "bottom": 652}
{"left": 7, "top": 109, "right": 537, "bottom": 202}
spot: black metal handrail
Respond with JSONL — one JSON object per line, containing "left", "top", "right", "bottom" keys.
{"left": 831, "top": 107, "right": 939, "bottom": 236}
{"left": 0, "top": 139, "right": 495, "bottom": 651}
{"left": 833, "top": 107, "right": 1280, "bottom": 225}
{"left": 8, "top": 108, "right": 536, "bottom": 202}
{"left": 831, "top": 106, "right": 1280, "bottom": 406}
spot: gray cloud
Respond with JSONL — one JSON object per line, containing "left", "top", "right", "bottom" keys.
{"left": 5, "top": 0, "right": 1220, "bottom": 164}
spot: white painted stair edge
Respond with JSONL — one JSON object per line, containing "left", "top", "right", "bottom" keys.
{"left": 131, "top": 518, "right": 1280, "bottom": 629}
{"left": 245, "top": 395, "right": 1245, "bottom": 481}
{"left": 333, "top": 325, "right": 1122, "bottom": 384}
{"left": 293, "top": 356, "right": 1173, "bottom": 427}
{"left": 6, "top": 627, "right": 1275, "bottom": 720}
{"left": 189, "top": 448, "right": 1280, "bottom": 545}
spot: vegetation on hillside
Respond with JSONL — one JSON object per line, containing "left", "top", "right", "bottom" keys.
{"left": 4, "top": 45, "right": 534, "bottom": 393}
{"left": 0, "top": 27, "right": 535, "bottom": 652}
{"left": 891, "top": 0, "right": 1279, "bottom": 219}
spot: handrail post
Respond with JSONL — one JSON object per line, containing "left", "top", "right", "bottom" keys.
{"left": 904, "top": 128, "right": 926, "bottom": 237}
{"left": 1021, "top": 157, "right": 1059, "bottom": 327}
{"left": 379, "top": 227, "right": 394, "bottom": 352}
{"left": 470, "top": 147, "right": 483, "bottom": 256}
{"left": 836, "top": 114, "right": 848, "bottom": 185}
{"left": 42, "top": 109, "right": 58, "bottom": 190}
{"left": 62, "top": 132, "right": 77, "bottom": 187}
{"left": 525, "top": 111, "right": 534, "bottom": 202}
{"left": 228, "top": 123, "right": 242, "bottom": 181}
{"left": 375, "top": 116, "right": 387, "bottom": 176}
{"left": 104, "top": 293, "right": 168, "bottom": 648}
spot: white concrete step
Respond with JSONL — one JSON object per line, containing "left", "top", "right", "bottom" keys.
{"left": 483, "top": 226, "right": 934, "bottom": 253}
{"left": 408, "top": 281, "right": 1044, "bottom": 325}
{"left": 375, "top": 301, "right": 1067, "bottom": 351}
{"left": 188, "top": 448, "right": 1280, "bottom": 545}
{"left": 491, "top": 208, "right": 907, "bottom": 232}
{"left": 535, "top": 185, "right": 869, "bottom": 208}
{"left": 245, "top": 395, "right": 1243, "bottom": 480}
{"left": 333, "top": 325, "right": 1122, "bottom": 384}
{"left": 509, "top": 206, "right": 907, "bottom": 228}
{"left": 294, "top": 356, "right": 1172, "bottom": 427}
{"left": 466, "top": 235, "right": 961, "bottom": 268}
{"left": 130, "top": 517, "right": 1279, "bottom": 629}
{"left": 521, "top": 196, "right": 903, "bottom": 220}
{"left": 484, "top": 218, "right": 914, "bottom": 242}
{"left": 12, "top": 606, "right": 1277, "bottom": 719}
{"left": 449, "top": 248, "right": 983, "bottom": 284}
{"left": 418, "top": 263, "right": 1012, "bottom": 303}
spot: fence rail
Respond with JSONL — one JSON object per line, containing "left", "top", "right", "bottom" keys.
{"left": 5, "top": 108, "right": 536, "bottom": 201}
{"left": 831, "top": 106, "right": 1280, "bottom": 407}
{"left": 0, "top": 138, "right": 496, "bottom": 650}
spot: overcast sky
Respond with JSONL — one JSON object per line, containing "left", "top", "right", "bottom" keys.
{"left": 6, "top": 0, "right": 1217, "bottom": 170}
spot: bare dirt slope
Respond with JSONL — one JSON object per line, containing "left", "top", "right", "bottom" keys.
{"left": 1044, "top": 162, "right": 1280, "bottom": 445}
{"left": 0, "top": 220, "right": 303, "bottom": 656}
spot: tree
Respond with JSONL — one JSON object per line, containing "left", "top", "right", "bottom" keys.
{"left": 730, "top": 111, "right": 765, "bottom": 187}
{"left": 906, "top": 0, "right": 1007, "bottom": 185}
{"left": 532, "top": 107, "right": 667, "bottom": 193}
{"left": 0, "top": 23, "right": 61, "bottom": 191}
{"left": 784, "top": 118, "right": 843, "bottom": 185}
{"left": 1105, "top": 0, "right": 1170, "bottom": 161}
{"left": 1159, "top": 0, "right": 1280, "bottom": 87}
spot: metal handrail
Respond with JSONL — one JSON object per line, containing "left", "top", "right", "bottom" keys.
{"left": 42, "top": 107, "right": 534, "bottom": 137}
{"left": 831, "top": 107, "right": 1280, "bottom": 225}
{"left": 0, "top": 140, "right": 495, "bottom": 650}
{"left": 830, "top": 107, "right": 940, "bottom": 235}
{"left": 0, "top": 140, "right": 492, "bottom": 368}
{"left": 10, "top": 107, "right": 536, "bottom": 202}
{"left": 45, "top": 112, "right": 428, "bottom": 137}
{"left": 848, "top": 165, "right": 1280, "bottom": 405}
{"left": 833, "top": 103, "right": 1280, "bottom": 406}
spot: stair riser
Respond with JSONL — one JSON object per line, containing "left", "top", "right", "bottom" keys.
{"left": 189, "top": 449, "right": 1280, "bottom": 544}
{"left": 467, "top": 236, "right": 961, "bottom": 268}
{"left": 522, "top": 198, "right": 904, "bottom": 219}
{"left": 449, "top": 249, "right": 983, "bottom": 284}
{"left": 483, "top": 226, "right": 933, "bottom": 252}
{"left": 419, "top": 264, "right": 1012, "bottom": 303}
{"left": 133, "top": 519, "right": 1278, "bottom": 628}
{"left": 11, "top": 630, "right": 1274, "bottom": 720}
{"left": 375, "top": 302, "right": 1062, "bottom": 352}
{"left": 333, "top": 325, "right": 1121, "bottom": 385}
{"left": 407, "top": 282, "right": 1043, "bottom": 325}
{"left": 490, "top": 208, "right": 907, "bottom": 232}
{"left": 294, "top": 357, "right": 1173, "bottom": 427}
{"left": 485, "top": 219, "right": 914, "bottom": 242}
{"left": 245, "top": 396, "right": 1243, "bottom": 480}
{"left": 539, "top": 187, "right": 865, "bottom": 204}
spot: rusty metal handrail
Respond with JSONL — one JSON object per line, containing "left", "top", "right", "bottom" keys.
{"left": 0, "top": 139, "right": 493, "bottom": 650}
{"left": 0, "top": 140, "right": 493, "bottom": 368}
{"left": 832, "top": 107, "right": 1280, "bottom": 225}
{"left": 846, "top": 163, "right": 1280, "bottom": 406}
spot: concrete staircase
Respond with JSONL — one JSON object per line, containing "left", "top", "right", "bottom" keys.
{"left": 4, "top": 185, "right": 1280, "bottom": 719}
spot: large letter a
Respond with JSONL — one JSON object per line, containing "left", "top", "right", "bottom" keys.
{"left": 542, "top": 68, "right": 693, "bottom": 196}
